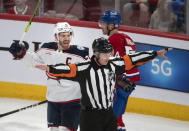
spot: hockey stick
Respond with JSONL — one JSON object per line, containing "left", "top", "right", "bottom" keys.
{"left": 0, "top": 100, "right": 47, "bottom": 118}
{"left": 0, "top": 47, "right": 9, "bottom": 51}
{"left": 19, "top": 0, "right": 42, "bottom": 45}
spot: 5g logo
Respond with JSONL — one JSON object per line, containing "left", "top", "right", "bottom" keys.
{"left": 151, "top": 59, "right": 172, "bottom": 76}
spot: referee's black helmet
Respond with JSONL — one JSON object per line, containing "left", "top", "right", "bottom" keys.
{"left": 92, "top": 37, "right": 113, "bottom": 53}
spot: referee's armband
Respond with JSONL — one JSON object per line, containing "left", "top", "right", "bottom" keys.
{"left": 47, "top": 64, "right": 77, "bottom": 78}
{"left": 122, "top": 55, "right": 135, "bottom": 70}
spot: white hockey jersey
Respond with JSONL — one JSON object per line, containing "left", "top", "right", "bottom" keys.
{"left": 22, "top": 42, "right": 89, "bottom": 102}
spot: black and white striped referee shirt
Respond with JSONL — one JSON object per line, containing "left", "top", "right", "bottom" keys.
{"left": 48, "top": 50, "right": 157, "bottom": 110}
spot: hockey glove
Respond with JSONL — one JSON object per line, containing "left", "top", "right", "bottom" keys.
{"left": 9, "top": 41, "right": 28, "bottom": 60}
{"left": 117, "top": 75, "right": 136, "bottom": 92}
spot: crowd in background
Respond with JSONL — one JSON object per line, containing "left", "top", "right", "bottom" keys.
{"left": 0, "top": 0, "right": 186, "bottom": 34}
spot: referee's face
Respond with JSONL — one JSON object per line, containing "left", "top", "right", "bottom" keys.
{"left": 97, "top": 52, "right": 112, "bottom": 65}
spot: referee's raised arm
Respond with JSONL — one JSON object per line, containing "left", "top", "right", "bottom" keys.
{"left": 122, "top": 48, "right": 173, "bottom": 71}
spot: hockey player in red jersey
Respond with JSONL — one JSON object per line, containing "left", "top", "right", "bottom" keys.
{"left": 99, "top": 10, "right": 140, "bottom": 131}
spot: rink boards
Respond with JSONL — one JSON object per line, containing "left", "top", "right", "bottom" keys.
{"left": 0, "top": 14, "right": 189, "bottom": 121}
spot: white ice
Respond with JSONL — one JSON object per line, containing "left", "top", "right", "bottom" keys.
{"left": 0, "top": 98, "right": 189, "bottom": 131}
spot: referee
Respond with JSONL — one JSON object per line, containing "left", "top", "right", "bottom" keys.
{"left": 36, "top": 37, "right": 172, "bottom": 131}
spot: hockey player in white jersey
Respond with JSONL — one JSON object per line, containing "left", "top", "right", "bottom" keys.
{"left": 9, "top": 22, "right": 89, "bottom": 131}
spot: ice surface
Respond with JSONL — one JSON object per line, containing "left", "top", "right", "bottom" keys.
{"left": 0, "top": 98, "right": 189, "bottom": 131}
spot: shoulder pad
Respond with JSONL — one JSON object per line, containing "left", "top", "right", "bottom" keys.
{"left": 71, "top": 45, "right": 89, "bottom": 58}
{"left": 41, "top": 42, "right": 58, "bottom": 50}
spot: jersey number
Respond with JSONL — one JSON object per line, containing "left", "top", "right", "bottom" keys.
{"left": 125, "top": 46, "right": 135, "bottom": 54}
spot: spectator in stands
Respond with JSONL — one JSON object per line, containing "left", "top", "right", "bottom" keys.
{"left": 122, "top": 0, "right": 150, "bottom": 28}
{"left": 42, "top": 0, "right": 101, "bottom": 21}
{"left": 148, "top": 0, "right": 159, "bottom": 14}
{"left": 149, "top": 0, "right": 177, "bottom": 32}
{"left": 168, "top": 0, "right": 186, "bottom": 33}
{"left": 43, "top": 10, "right": 79, "bottom": 20}
{"left": 44, "top": 0, "right": 55, "bottom": 13}
{"left": 3, "top": 0, "right": 14, "bottom": 12}
{"left": 81, "top": 0, "right": 102, "bottom": 21}
{"left": 6, "top": 0, "right": 32, "bottom": 15}
{"left": 42, "top": 0, "right": 80, "bottom": 20}
{"left": 0, "top": 0, "right": 4, "bottom": 13}
{"left": 42, "top": 10, "right": 57, "bottom": 18}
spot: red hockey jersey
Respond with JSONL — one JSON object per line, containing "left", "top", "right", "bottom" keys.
{"left": 108, "top": 33, "right": 140, "bottom": 82}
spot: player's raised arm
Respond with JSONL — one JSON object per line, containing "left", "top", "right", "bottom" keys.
{"left": 9, "top": 41, "right": 29, "bottom": 60}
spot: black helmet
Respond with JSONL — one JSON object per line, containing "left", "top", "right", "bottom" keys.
{"left": 92, "top": 37, "right": 113, "bottom": 53}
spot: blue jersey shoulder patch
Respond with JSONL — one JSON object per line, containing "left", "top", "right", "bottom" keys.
{"left": 63, "top": 45, "right": 89, "bottom": 59}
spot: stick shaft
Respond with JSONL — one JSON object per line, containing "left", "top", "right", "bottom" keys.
{"left": 0, "top": 100, "right": 47, "bottom": 118}
{"left": 19, "top": 0, "right": 41, "bottom": 45}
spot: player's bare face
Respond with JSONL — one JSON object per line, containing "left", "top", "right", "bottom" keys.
{"left": 58, "top": 32, "right": 71, "bottom": 50}
{"left": 98, "top": 22, "right": 108, "bottom": 35}
{"left": 97, "top": 52, "right": 112, "bottom": 65}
